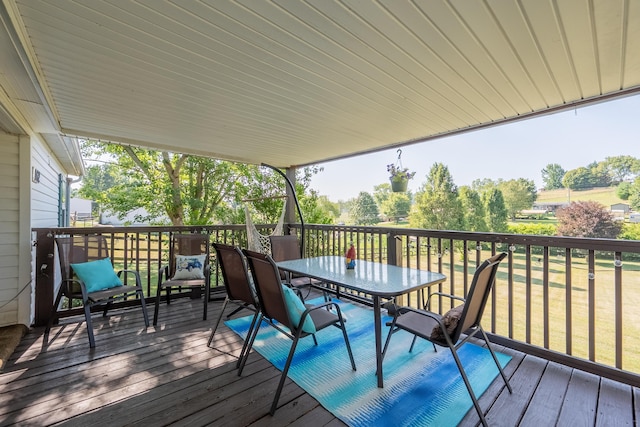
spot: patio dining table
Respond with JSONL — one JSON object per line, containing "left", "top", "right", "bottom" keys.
{"left": 275, "top": 255, "right": 447, "bottom": 387}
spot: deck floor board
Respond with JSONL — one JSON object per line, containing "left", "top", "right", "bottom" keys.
{"left": 0, "top": 297, "right": 637, "bottom": 426}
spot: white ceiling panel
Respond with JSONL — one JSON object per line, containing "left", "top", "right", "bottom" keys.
{"left": 1, "top": 0, "right": 639, "bottom": 170}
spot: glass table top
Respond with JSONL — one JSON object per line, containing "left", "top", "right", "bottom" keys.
{"left": 275, "top": 256, "right": 446, "bottom": 297}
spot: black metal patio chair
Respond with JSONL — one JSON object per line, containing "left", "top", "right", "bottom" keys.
{"left": 269, "top": 235, "right": 324, "bottom": 292}
{"left": 154, "top": 233, "right": 211, "bottom": 326}
{"left": 241, "top": 248, "right": 356, "bottom": 415}
{"left": 382, "top": 252, "right": 512, "bottom": 427}
{"left": 207, "top": 243, "right": 259, "bottom": 367}
{"left": 46, "top": 234, "right": 149, "bottom": 348}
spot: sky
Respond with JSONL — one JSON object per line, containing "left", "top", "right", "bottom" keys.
{"left": 309, "top": 94, "right": 640, "bottom": 202}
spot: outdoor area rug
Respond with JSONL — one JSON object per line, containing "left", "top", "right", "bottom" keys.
{"left": 225, "top": 298, "right": 511, "bottom": 427}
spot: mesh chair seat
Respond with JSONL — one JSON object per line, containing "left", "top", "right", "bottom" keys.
{"left": 382, "top": 252, "right": 512, "bottom": 427}
{"left": 241, "top": 248, "right": 356, "bottom": 416}
{"left": 46, "top": 234, "right": 149, "bottom": 348}
{"left": 208, "top": 243, "right": 260, "bottom": 369}
{"left": 154, "top": 233, "right": 211, "bottom": 326}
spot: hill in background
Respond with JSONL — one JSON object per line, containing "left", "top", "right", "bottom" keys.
{"left": 536, "top": 186, "right": 625, "bottom": 207}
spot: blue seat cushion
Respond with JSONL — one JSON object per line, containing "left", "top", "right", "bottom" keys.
{"left": 281, "top": 284, "right": 316, "bottom": 333}
{"left": 70, "top": 258, "right": 123, "bottom": 293}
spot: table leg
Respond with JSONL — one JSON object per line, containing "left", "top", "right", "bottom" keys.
{"left": 373, "top": 295, "right": 383, "bottom": 388}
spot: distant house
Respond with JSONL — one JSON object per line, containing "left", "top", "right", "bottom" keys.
{"left": 610, "top": 203, "right": 630, "bottom": 213}
{"left": 533, "top": 202, "right": 569, "bottom": 213}
{"left": 70, "top": 198, "right": 93, "bottom": 223}
{"left": 100, "top": 208, "right": 168, "bottom": 226}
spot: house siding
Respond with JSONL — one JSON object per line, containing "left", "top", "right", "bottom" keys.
{"left": 0, "top": 131, "right": 64, "bottom": 327}
{"left": 27, "top": 136, "right": 66, "bottom": 326}
{"left": 0, "top": 133, "right": 21, "bottom": 326}
{"left": 31, "top": 138, "right": 62, "bottom": 228}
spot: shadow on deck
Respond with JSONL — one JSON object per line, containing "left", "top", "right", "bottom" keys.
{"left": 1, "top": 297, "right": 638, "bottom": 426}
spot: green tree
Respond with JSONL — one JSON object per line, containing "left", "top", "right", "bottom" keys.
{"left": 541, "top": 163, "right": 565, "bottom": 190}
{"left": 373, "top": 183, "right": 392, "bottom": 209}
{"left": 381, "top": 192, "right": 412, "bottom": 223}
{"left": 602, "top": 155, "right": 640, "bottom": 183}
{"left": 410, "top": 163, "right": 463, "bottom": 230}
{"left": 77, "top": 163, "right": 123, "bottom": 217}
{"left": 458, "top": 186, "right": 487, "bottom": 231}
{"left": 316, "top": 196, "right": 340, "bottom": 220}
{"left": 617, "top": 182, "right": 632, "bottom": 200}
{"left": 562, "top": 167, "right": 593, "bottom": 190}
{"left": 556, "top": 201, "right": 622, "bottom": 238}
{"left": 350, "top": 191, "right": 379, "bottom": 225}
{"left": 292, "top": 166, "right": 336, "bottom": 225}
{"left": 80, "top": 142, "right": 247, "bottom": 225}
{"left": 471, "top": 178, "right": 497, "bottom": 193}
{"left": 482, "top": 188, "right": 508, "bottom": 233}
{"left": 588, "top": 161, "right": 612, "bottom": 188}
{"left": 497, "top": 178, "right": 537, "bottom": 220}
{"left": 628, "top": 177, "right": 640, "bottom": 211}
{"left": 79, "top": 141, "right": 331, "bottom": 226}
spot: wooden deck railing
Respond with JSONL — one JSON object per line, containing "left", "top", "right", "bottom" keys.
{"left": 32, "top": 225, "right": 265, "bottom": 325}
{"left": 33, "top": 224, "right": 640, "bottom": 385}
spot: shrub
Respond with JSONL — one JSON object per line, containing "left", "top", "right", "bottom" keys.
{"left": 508, "top": 223, "right": 557, "bottom": 236}
{"left": 619, "top": 223, "right": 640, "bottom": 241}
{"left": 556, "top": 201, "right": 622, "bottom": 238}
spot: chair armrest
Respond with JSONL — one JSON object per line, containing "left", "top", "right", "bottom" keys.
{"left": 304, "top": 300, "right": 336, "bottom": 313}
{"left": 425, "top": 292, "right": 465, "bottom": 310}
{"left": 117, "top": 269, "right": 142, "bottom": 288}
{"left": 60, "top": 278, "right": 84, "bottom": 296}
{"left": 157, "top": 265, "right": 169, "bottom": 286}
{"left": 282, "top": 283, "right": 305, "bottom": 301}
{"left": 299, "top": 300, "right": 345, "bottom": 325}
{"left": 396, "top": 306, "right": 456, "bottom": 345}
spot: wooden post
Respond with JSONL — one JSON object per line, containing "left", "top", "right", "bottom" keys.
{"left": 285, "top": 167, "right": 297, "bottom": 230}
{"left": 386, "top": 233, "right": 405, "bottom": 306}
{"left": 34, "top": 229, "right": 55, "bottom": 326}
{"left": 386, "top": 233, "right": 402, "bottom": 267}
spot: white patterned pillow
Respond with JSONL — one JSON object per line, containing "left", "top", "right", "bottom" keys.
{"left": 172, "top": 254, "right": 206, "bottom": 280}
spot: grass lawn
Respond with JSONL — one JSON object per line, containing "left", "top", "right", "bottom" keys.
{"left": 536, "top": 186, "right": 625, "bottom": 206}
{"left": 404, "top": 249, "right": 640, "bottom": 374}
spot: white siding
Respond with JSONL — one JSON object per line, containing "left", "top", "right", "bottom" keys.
{"left": 0, "top": 133, "right": 20, "bottom": 326}
{"left": 0, "top": 130, "right": 64, "bottom": 327}
{"left": 31, "top": 137, "right": 62, "bottom": 228}
{"left": 28, "top": 136, "right": 66, "bottom": 326}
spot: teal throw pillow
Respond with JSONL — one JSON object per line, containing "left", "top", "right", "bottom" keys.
{"left": 281, "top": 284, "right": 316, "bottom": 334}
{"left": 70, "top": 258, "right": 122, "bottom": 293}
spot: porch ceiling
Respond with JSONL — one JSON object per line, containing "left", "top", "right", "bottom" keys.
{"left": 3, "top": 0, "right": 640, "bottom": 169}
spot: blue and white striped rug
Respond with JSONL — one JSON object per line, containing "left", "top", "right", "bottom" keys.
{"left": 225, "top": 298, "right": 511, "bottom": 426}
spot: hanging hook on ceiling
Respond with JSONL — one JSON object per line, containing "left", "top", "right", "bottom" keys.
{"left": 396, "top": 148, "right": 402, "bottom": 160}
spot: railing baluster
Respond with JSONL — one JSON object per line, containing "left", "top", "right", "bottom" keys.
{"left": 588, "top": 249, "right": 596, "bottom": 362}
{"left": 508, "top": 247, "right": 514, "bottom": 339}
{"left": 526, "top": 245, "right": 532, "bottom": 344}
{"left": 462, "top": 240, "right": 468, "bottom": 296}
{"left": 491, "top": 242, "right": 496, "bottom": 333}
{"left": 448, "top": 238, "right": 454, "bottom": 309}
{"left": 437, "top": 239, "right": 443, "bottom": 312}
{"left": 615, "top": 251, "right": 622, "bottom": 369}
{"left": 565, "top": 247, "right": 572, "bottom": 356}
{"left": 145, "top": 232, "right": 151, "bottom": 295}
{"left": 543, "top": 246, "right": 549, "bottom": 349}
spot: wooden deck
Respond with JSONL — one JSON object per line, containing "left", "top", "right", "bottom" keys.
{"left": 1, "top": 296, "right": 639, "bottom": 426}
